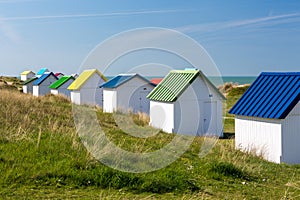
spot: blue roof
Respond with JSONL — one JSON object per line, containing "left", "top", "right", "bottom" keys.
{"left": 33, "top": 72, "right": 58, "bottom": 86}
{"left": 37, "top": 68, "right": 49, "bottom": 75}
{"left": 229, "top": 72, "right": 300, "bottom": 119}
{"left": 100, "top": 74, "right": 155, "bottom": 88}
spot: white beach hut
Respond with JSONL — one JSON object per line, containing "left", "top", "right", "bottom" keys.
{"left": 22, "top": 77, "right": 38, "bottom": 94}
{"left": 229, "top": 72, "right": 300, "bottom": 164}
{"left": 20, "top": 70, "right": 35, "bottom": 81}
{"left": 100, "top": 74, "right": 156, "bottom": 114}
{"left": 49, "top": 75, "right": 75, "bottom": 98}
{"left": 147, "top": 69, "right": 225, "bottom": 136}
{"left": 32, "top": 72, "right": 58, "bottom": 96}
{"left": 68, "top": 69, "right": 107, "bottom": 106}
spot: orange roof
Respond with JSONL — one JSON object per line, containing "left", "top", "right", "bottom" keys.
{"left": 150, "top": 78, "right": 163, "bottom": 85}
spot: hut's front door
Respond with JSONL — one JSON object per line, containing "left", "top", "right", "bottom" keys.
{"left": 203, "top": 101, "right": 217, "bottom": 135}
{"left": 138, "top": 91, "right": 150, "bottom": 114}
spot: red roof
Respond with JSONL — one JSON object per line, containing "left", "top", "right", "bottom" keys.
{"left": 55, "top": 72, "right": 64, "bottom": 77}
{"left": 150, "top": 78, "right": 163, "bottom": 85}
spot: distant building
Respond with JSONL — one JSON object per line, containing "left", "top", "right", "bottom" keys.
{"left": 32, "top": 72, "right": 58, "bottom": 96}
{"left": 23, "top": 77, "right": 38, "bottom": 94}
{"left": 229, "top": 72, "right": 300, "bottom": 164}
{"left": 68, "top": 69, "right": 107, "bottom": 106}
{"left": 49, "top": 76, "right": 75, "bottom": 98}
{"left": 147, "top": 69, "right": 225, "bottom": 136}
{"left": 100, "top": 74, "right": 155, "bottom": 114}
{"left": 20, "top": 71, "right": 35, "bottom": 81}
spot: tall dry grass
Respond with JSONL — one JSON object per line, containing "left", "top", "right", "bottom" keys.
{"left": 0, "top": 90, "right": 76, "bottom": 142}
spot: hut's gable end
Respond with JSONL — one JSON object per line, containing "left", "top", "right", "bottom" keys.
{"left": 81, "top": 73, "right": 105, "bottom": 90}
{"left": 281, "top": 101, "right": 300, "bottom": 164}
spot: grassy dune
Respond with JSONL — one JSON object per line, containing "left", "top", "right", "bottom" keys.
{"left": 0, "top": 83, "right": 300, "bottom": 199}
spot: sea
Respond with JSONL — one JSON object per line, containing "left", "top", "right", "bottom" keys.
{"left": 208, "top": 76, "right": 257, "bottom": 86}
{"left": 112, "top": 76, "right": 257, "bottom": 86}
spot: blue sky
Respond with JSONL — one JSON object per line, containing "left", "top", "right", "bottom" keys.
{"left": 1, "top": 0, "right": 300, "bottom": 76}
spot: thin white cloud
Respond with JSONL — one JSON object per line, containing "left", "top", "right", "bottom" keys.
{"left": 0, "top": 10, "right": 182, "bottom": 21}
{"left": 177, "top": 12, "right": 300, "bottom": 33}
{"left": 0, "top": 18, "right": 20, "bottom": 43}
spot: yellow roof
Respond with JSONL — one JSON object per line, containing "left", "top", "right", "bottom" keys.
{"left": 21, "top": 70, "right": 35, "bottom": 75}
{"left": 68, "top": 69, "right": 107, "bottom": 90}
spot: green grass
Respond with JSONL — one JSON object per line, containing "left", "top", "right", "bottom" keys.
{"left": 223, "top": 85, "right": 250, "bottom": 134}
{"left": 0, "top": 83, "right": 300, "bottom": 199}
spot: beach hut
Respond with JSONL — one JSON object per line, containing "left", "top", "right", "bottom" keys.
{"left": 68, "top": 69, "right": 107, "bottom": 106}
{"left": 20, "top": 71, "right": 35, "bottom": 81}
{"left": 32, "top": 72, "right": 58, "bottom": 96}
{"left": 36, "top": 68, "right": 49, "bottom": 78}
{"left": 55, "top": 72, "right": 64, "bottom": 79}
{"left": 100, "top": 74, "right": 156, "bottom": 113}
{"left": 49, "top": 76, "right": 75, "bottom": 98}
{"left": 147, "top": 69, "right": 225, "bottom": 136}
{"left": 229, "top": 72, "right": 300, "bottom": 164}
{"left": 22, "top": 77, "right": 38, "bottom": 94}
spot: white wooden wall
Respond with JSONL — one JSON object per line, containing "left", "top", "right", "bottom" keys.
{"left": 103, "top": 89, "right": 117, "bottom": 113}
{"left": 50, "top": 89, "right": 59, "bottom": 95}
{"left": 70, "top": 91, "right": 81, "bottom": 105}
{"left": 149, "top": 101, "right": 174, "bottom": 133}
{"left": 282, "top": 101, "right": 300, "bottom": 164}
{"left": 235, "top": 116, "right": 282, "bottom": 163}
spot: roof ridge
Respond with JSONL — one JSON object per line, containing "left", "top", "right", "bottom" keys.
{"left": 261, "top": 72, "right": 300, "bottom": 75}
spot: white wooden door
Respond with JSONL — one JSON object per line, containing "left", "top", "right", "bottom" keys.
{"left": 203, "top": 101, "right": 217, "bottom": 135}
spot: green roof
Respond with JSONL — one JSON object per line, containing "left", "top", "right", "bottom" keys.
{"left": 49, "top": 76, "right": 75, "bottom": 89}
{"left": 23, "top": 77, "right": 38, "bottom": 85}
{"left": 147, "top": 69, "right": 225, "bottom": 102}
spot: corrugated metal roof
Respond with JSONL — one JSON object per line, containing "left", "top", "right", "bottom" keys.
{"left": 229, "top": 72, "right": 300, "bottom": 119}
{"left": 100, "top": 74, "right": 154, "bottom": 88}
{"left": 49, "top": 76, "right": 74, "bottom": 89}
{"left": 33, "top": 72, "right": 57, "bottom": 86}
{"left": 100, "top": 74, "right": 134, "bottom": 88}
{"left": 36, "top": 68, "right": 49, "bottom": 75}
{"left": 21, "top": 70, "right": 35, "bottom": 75}
{"left": 23, "top": 77, "right": 38, "bottom": 85}
{"left": 147, "top": 69, "right": 225, "bottom": 102}
{"left": 68, "top": 69, "right": 107, "bottom": 90}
